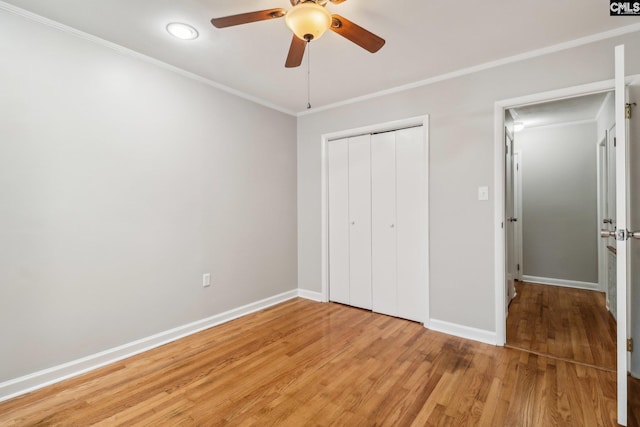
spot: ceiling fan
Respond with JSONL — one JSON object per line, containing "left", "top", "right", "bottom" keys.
{"left": 211, "top": 0, "right": 385, "bottom": 68}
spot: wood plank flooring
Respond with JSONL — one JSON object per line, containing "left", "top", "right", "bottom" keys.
{"left": 631, "top": 376, "right": 640, "bottom": 427}
{"left": 506, "top": 281, "right": 617, "bottom": 371}
{"left": 0, "top": 298, "right": 624, "bottom": 426}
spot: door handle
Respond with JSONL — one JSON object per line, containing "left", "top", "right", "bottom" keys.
{"left": 601, "top": 229, "right": 616, "bottom": 238}
{"left": 603, "top": 218, "right": 613, "bottom": 224}
{"left": 508, "top": 217, "right": 518, "bottom": 222}
{"left": 601, "top": 229, "right": 640, "bottom": 240}
{"left": 626, "top": 230, "right": 640, "bottom": 240}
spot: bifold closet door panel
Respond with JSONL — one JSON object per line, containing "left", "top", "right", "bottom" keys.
{"left": 396, "top": 127, "right": 427, "bottom": 322}
{"left": 348, "top": 135, "right": 372, "bottom": 310}
{"left": 328, "top": 137, "right": 350, "bottom": 305}
{"left": 371, "top": 132, "right": 397, "bottom": 317}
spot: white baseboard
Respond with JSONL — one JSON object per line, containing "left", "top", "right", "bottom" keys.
{"left": 427, "top": 319, "right": 497, "bottom": 346}
{"left": 297, "top": 288, "right": 324, "bottom": 302}
{"left": 521, "top": 275, "right": 599, "bottom": 291}
{"left": 0, "top": 289, "right": 502, "bottom": 402}
{"left": 0, "top": 289, "right": 300, "bottom": 403}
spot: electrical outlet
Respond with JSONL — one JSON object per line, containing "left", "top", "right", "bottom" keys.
{"left": 202, "top": 273, "right": 211, "bottom": 288}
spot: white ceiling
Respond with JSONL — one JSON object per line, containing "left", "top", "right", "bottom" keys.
{"left": 2, "top": 0, "right": 637, "bottom": 114}
{"left": 510, "top": 92, "right": 610, "bottom": 129}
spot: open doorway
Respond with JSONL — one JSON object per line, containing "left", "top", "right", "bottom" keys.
{"left": 495, "top": 55, "right": 639, "bottom": 425}
{"left": 503, "top": 92, "right": 617, "bottom": 371}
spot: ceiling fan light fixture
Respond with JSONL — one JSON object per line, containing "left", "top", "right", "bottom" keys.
{"left": 166, "top": 22, "right": 199, "bottom": 40}
{"left": 285, "top": 2, "right": 332, "bottom": 42}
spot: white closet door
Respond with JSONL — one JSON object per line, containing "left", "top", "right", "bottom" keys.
{"left": 396, "top": 127, "right": 427, "bottom": 322}
{"left": 328, "top": 137, "right": 350, "bottom": 305}
{"left": 348, "top": 135, "right": 372, "bottom": 310}
{"left": 371, "top": 132, "right": 397, "bottom": 317}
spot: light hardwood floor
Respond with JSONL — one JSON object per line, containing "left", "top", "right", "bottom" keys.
{"left": 0, "top": 298, "right": 625, "bottom": 426}
{"left": 631, "top": 376, "right": 640, "bottom": 427}
{"left": 506, "top": 281, "right": 617, "bottom": 371}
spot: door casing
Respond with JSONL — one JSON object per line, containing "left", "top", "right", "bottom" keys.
{"left": 493, "top": 79, "right": 617, "bottom": 344}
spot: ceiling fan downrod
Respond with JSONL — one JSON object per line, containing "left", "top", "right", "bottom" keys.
{"left": 307, "top": 41, "right": 312, "bottom": 109}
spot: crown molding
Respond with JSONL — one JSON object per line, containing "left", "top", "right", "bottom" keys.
{"left": 298, "top": 23, "right": 640, "bottom": 116}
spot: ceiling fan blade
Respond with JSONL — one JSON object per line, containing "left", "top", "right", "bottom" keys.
{"left": 285, "top": 35, "right": 307, "bottom": 68}
{"left": 211, "top": 8, "right": 286, "bottom": 28}
{"left": 329, "top": 0, "right": 349, "bottom": 4}
{"left": 329, "top": 15, "right": 385, "bottom": 53}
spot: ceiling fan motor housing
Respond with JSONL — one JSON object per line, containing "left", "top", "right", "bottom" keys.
{"left": 285, "top": 1, "right": 332, "bottom": 41}
{"left": 290, "top": 0, "right": 329, "bottom": 6}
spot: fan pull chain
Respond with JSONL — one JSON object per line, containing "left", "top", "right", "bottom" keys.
{"left": 306, "top": 41, "right": 311, "bottom": 110}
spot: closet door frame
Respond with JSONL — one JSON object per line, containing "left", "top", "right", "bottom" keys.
{"left": 320, "top": 115, "right": 430, "bottom": 325}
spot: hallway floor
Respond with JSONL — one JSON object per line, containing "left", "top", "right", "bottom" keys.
{"left": 506, "top": 281, "right": 617, "bottom": 370}
{"left": 506, "top": 281, "right": 640, "bottom": 424}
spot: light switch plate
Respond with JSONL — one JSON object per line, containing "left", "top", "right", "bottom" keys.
{"left": 478, "top": 186, "right": 489, "bottom": 201}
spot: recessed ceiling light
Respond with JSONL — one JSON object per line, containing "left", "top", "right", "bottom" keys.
{"left": 166, "top": 22, "right": 199, "bottom": 40}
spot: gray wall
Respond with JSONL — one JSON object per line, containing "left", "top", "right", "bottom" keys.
{"left": 0, "top": 10, "right": 297, "bottom": 382}
{"left": 297, "top": 31, "right": 640, "bottom": 333}
{"left": 515, "top": 122, "right": 598, "bottom": 284}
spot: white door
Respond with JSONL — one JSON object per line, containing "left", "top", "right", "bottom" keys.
{"left": 328, "top": 134, "right": 373, "bottom": 310}
{"left": 396, "top": 127, "right": 427, "bottom": 322}
{"left": 513, "top": 151, "right": 523, "bottom": 282}
{"left": 371, "top": 131, "right": 397, "bottom": 317}
{"left": 629, "top": 68, "right": 640, "bottom": 414}
{"left": 348, "top": 135, "right": 372, "bottom": 310}
{"left": 505, "top": 128, "right": 516, "bottom": 307}
{"left": 328, "top": 137, "right": 350, "bottom": 305}
{"left": 371, "top": 127, "right": 427, "bottom": 322}
{"left": 613, "top": 43, "right": 638, "bottom": 427}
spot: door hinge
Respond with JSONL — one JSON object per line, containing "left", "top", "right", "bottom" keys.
{"left": 517, "top": 264, "right": 520, "bottom": 271}
{"left": 626, "top": 102, "right": 636, "bottom": 119}
{"left": 628, "top": 338, "right": 634, "bottom": 352}
{"left": 614, "top": 137, "right": 617, "bottom": 147}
